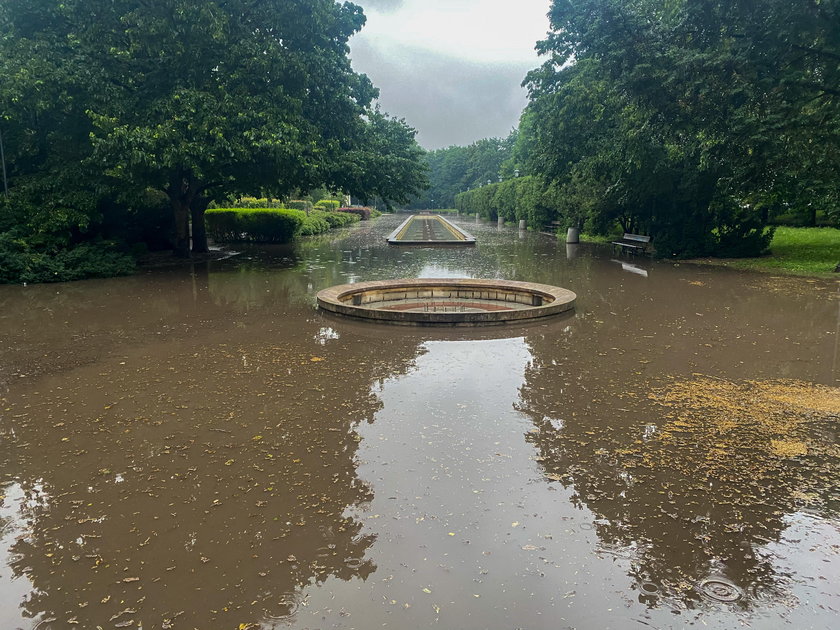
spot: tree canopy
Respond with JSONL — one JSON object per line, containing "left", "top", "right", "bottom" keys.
{"left": 0, "top": 0, "right": 428, "bottom": 270}
{"left": 449, "top": 0, "right": 839, "bottom": 255}
{"left": 521, "top": 0, "right": 840, "bottom": 255}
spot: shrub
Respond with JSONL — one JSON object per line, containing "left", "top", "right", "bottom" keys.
{"left": 318, "top": 211, "right": 360, "bottom": 228}
{"left": 205, "top": 208, "right": 304, "bottom": 243}
{"left": 285, "top": 200, "right": 313, "bottom": 213}
{"left": 232, "top": 197, "right": 285, "bottom": 209}
{"left": 314, "top": 199, "right": 340, "bottom": 211}
{"left": 338, "top": 206, "right": 372, "bottom": 220}
{"left": 0, "top": 233, "right": 136, "bottom": 284}
{"left": 299, "top": 213, "right": 331, "bottom": 236}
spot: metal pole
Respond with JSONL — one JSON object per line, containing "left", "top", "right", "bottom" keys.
{"left": 0, "top": 126, "right": 8, "bottom": 198}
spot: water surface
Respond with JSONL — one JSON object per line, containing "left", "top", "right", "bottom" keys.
{"left": 1, "top": 214, "right": 838, "bottom": 629}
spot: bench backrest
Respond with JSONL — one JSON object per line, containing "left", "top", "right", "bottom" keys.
{"left": 622, "top": 233, "right": 651, "bottom": 243}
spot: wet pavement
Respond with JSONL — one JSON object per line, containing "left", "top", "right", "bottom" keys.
{"left": 1, "top": 214, "right": 838, "bottom": 629}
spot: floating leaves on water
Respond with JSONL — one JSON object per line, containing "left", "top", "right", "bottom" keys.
{"left": 770, "top": 439, "right": 808, "bottom": 458}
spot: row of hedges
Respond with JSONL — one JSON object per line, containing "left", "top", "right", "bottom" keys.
{"left": 338, "top": 206, "right": 376, "bottom": 220}
{"left": 205, "top": 208, "right": 361, "bottom": 243}
{"left": 454, "top": 177, "right": 563, "bottom": 230}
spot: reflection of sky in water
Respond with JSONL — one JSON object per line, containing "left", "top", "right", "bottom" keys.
{"left": 415, "top": 263, "right": 472, "bottom": 278}
{"left": 0, "top": 482, "right": 47, "bottom": 630}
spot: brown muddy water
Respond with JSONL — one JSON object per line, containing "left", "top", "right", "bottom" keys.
{"left": 1, "top": 214, "right": 838, "bottom": 630}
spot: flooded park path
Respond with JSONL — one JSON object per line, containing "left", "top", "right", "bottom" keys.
{"left": 1, "top": 214, "right": 838, "bottom": 629}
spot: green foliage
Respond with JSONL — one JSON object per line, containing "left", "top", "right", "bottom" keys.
{"left": 232, "top": 197, "right": 285, "bottom": 209}
{"left": 316, "top": 211, "right": 360, "bottom": 228}
{"left": 205, "top": 208, "right": 304, "bottom": 243}
{"left": 408, "top": 135, "right": 516, "bottom": 209}
{"left": 299, "top": 214, "right": 331, "bottom": 236}
{"left": 314, "top": 199, "right": 340, "bottom": 211}
{"left": 0, "top": 233, "right": 136, "bottom": 284}
{"left": 514, "top": 0, "right": 840, "bottom": 258}
{"left": 330, "top": 110, "right": 429, "bottom": 210}
{"left": 692, "top": 227, "right": 840, "bottom": 276}
{"left": 286, "top": 200, "right": 314, "bottom": 213}
{"left": 0, "top": 0, "right": 427, "bottom": 267}
{"left": 339, "top": 206, "right": 373, "bottom": 220}
{"left": 454, "top": 176, "right": 559, "bottom": 230}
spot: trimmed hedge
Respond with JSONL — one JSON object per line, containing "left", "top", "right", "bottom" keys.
{"left": 299, "top": 213, "right": 331, "bottom": 236}
{"left": 206, "top": 208, "right": 305, "bottom": 243}
{"left": 317, "top": 210, "right": 360, "bottom": 228}
{"left": 205, "top": 208, "right": 361, "bottom": 242}
{"left": 338, "top": 206, "right": 372, "bottom": 220}
{"left": 454, "top": 176, "right": 556, "bottom": 230}
{"left": 231, "top": 197, "right": 285, "bottom": 209}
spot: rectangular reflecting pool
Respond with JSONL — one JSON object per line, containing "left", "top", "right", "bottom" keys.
{"left": 387, "top": 214, "right": 476, "bottom": 245}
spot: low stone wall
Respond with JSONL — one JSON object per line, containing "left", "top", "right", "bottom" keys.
{"left": 316, "top": 278, "right": 576, "bottom": 326}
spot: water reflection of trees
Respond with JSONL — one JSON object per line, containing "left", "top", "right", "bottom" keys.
{"left": 0, "top": 305, "right": 424, "bottom": 628}
{"left": 518, "top": 326, "right": 840, "bottom": 608}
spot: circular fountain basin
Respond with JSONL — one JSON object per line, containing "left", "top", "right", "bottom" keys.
{"left": 316, "top": 278, "right": 576, "bottom": 326}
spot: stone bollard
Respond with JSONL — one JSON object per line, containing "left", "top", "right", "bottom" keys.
{"left": 566, "top": 227, "right": 580, "bottom": 243}
{"left": 519, "top": 219, "right": 526, "bottom": 230}
{"left": 498, "top": 217, "right": 504, "bottom": 226}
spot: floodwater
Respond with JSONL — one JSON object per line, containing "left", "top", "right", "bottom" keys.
{"left": 0, "top": 214, "right": 838, "bottom": 630}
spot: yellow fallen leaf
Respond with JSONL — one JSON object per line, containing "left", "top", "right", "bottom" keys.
{"left": 310, "top": 357, "right": 324, "bottom": 362}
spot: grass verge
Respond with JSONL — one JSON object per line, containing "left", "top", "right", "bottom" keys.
{"left": 688, "top": 227, "right": 840, "bottom": 276}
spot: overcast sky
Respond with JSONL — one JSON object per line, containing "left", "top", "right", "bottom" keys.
{"left": 350, "top": 0, "right": 552, "bottom": 150}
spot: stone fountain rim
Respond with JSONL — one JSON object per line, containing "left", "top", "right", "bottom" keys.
{"left": 316, "top": 278, "right": 577, "bottom": 327}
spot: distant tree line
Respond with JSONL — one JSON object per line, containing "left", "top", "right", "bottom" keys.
{"left": 452, "top": 0, "right": 840, "bottom": 257}
{"left": 0, "top": 0, "right": 428, "bottom": 283}
{"left": 406, "top": 136, "right": 516, "bottom": 210}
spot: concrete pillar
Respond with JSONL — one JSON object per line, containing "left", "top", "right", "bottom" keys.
{"left": 497, "top": 217, "right": 504, "bottom": 226}
{"left": 519, "top": 219, "right": 526, "bottom": 230}
{"left": 566, "top": 227, "right": 580, "bottom": 243}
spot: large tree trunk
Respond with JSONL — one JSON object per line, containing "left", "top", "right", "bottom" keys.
{"left": 191, "top": 196, "right": 210, "bottom": 254}
{"left": 171, "top": 198, "right": 191, "bottom": 258}
{"left": 166, "top": 170, "right": 198, "bottom": 258}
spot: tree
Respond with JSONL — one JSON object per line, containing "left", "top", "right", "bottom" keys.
{"left": 521, "top": 0, "right": 840, "bottom": 255}
{"left": 1, "top": 0, "right": 428, "bottom": 267}
{"left": 85, "top": 0, "right": 378, "bottom": 256}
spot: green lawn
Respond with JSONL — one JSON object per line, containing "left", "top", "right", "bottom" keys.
{"left": 575, "top": 226, "right": 839, "bottom": 276}
{"left": 713, "top": 227, "right": 840, "bottom": 276}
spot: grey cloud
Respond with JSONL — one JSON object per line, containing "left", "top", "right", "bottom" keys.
{"left": 351, "top": 40, "right": 534, "bottom": 149}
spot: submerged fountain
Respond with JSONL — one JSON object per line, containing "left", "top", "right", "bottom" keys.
{"left": 316, "top": 278, "right": 576, "bottom": 326}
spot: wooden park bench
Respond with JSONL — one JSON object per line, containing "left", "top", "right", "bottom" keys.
{"left": 540, "top": 220, "right": 565, "bottom": 235}
{"left": 612, "top": 233, "right": 652, "bottom": 255}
